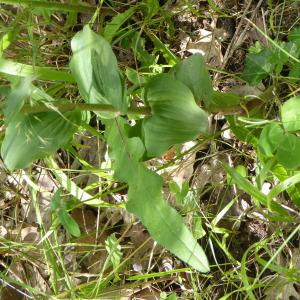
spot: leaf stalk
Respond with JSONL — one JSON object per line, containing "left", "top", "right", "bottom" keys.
{"left": 19, "top": 102, "right": 151, "bottom": 116}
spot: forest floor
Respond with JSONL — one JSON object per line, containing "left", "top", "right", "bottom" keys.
{"left": 0, "top": 1, "right": 300, "bottom": 299}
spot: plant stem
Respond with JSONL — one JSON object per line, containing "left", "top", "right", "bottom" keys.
{"left": 20, "top": 102, "right": 152, "bottom": 116}
{"left": 0, "top": 0, "right": 113, "bottom": 14}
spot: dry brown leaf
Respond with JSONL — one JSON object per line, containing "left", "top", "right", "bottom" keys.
{"left": 0, "top": 285, "right": 26, "bottom": 300}
{"left": 0, "top": 225, "right": 8, "bottom": 238}
{"left": 185, "top": 29, "right": 223, "bottom": 67}
{"left": 265, "top": 249, "right": 300, "bottom": 299}
{"left": 86, "top": 250, "right": 108, "bottom": 274}
{"left": 20, "top": 226, "right": 40, "bottom": 243}
{"left": 133, "top": 286, "right": 160, "bottom": 300}
{"left": 71, "top": 208, "right": 97, "bottom": 233}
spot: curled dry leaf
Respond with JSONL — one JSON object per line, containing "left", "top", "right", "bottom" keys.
{"left": 193, "top": 156, "right": 225, "bottom": 190}
{"left": 133, "top": 286, "right": 160, "bottom": 300}
{"left": 20, "top": 226, "right": 40, "bottom": 243}
{"left": 0, "top": 225, "right": 8, "bottom": 238}
{"left": 182, "top": 29, "right": 224, "bottom": 67}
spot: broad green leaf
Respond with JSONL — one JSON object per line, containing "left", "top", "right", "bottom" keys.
{"left": 276, "top": 133, "right": 300, "bottom": 169}
{"left": 103, "top": 6, "right": 136, "bottom": 43}
{"left": 70, "top": 25, "right": 126, "bottom": 117}
{"left": 143, "top": 74, "right": 208, "bottom": 157}
{"left": 241, "top": 49, "right": 274, "bottom": 85}
{"left": 208, "top": 91, "right": 242, "bottom": 113}
{"left": 0, "top": 58, "right": 74, "bottom": 82}
{"left": 192, "top": 216, "right": 206, "bottom": 239}
{"left": 281, "top": 96, "right": 300, "bottom": 132}
{"left": 289, "top": 62, "right": 300, "bottom": 82}
{"left": 1, "top": 110, "right": 81, "bottom": 170}
{"left": 269, "top": 42, "right": 298, "bottom": 74}
{"left": 172, "top": 54, "right": 213, "bottom": 105}
{"left": 288, "top": 27, "right": 300, "bottom": 49}
{"left": 166, "top": 293, "right": 177, "bottom": 300}
{"left": 4, "top": 77, "right": 32, "bottom": 123}
{"left": 125, "top": 67, "right": 146, "bottom": 85}
{"left": 51, "top": 189, "right": 81, "bottom": 237}
{"left": 0, "top": 1, "right": 96, "bottom": 13}
{"left": 227, "top": 165, "right": 247, "bottom": 185}
{"left": 106, "top": 118, "right": 210, "bottom": 272}
{"left": 258, "top": 123, "right": 284, "bottom": 156}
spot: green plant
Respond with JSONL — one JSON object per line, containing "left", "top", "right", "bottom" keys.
{"left": 2, "top": 2, "right": 300, "bottom": 295}
{"left": 1, "top": 1, "right": 300, "bottom": 299}
{"left": 0, "top": 25, "right": 216, "bottom": 272}
{"left": 2, "top": 20, "right": 300, "bottom": 275}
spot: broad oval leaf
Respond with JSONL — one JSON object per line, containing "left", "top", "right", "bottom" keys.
{"left": 143, "top": 74, "right": 208, "bottom": 157}
{"left": 70, "top": 25, "right": 126, "bottom": 117}
{"left": 172, "top": 54, "right": 213, "bottom": 105}
{"left": 106, "top": 118, "right": 210, "bottom": 272}
{"left": 281, "top": 96, "right": 300, "bottom": 132}
{"left": 258, "top": 123, "right": 284, "bottom": 156}
{"left": 1, "top": 111, "right": 81, "bottom": 170}
{"left": 241, "top": 49, "right": 273, "bottom": 86}
{"left": 276, "top": 133, "right": 300, "bottom": 169}
{"left": 288, "top": 27, "right": 300, "bottom": 49}
{"left": 208, "top": 91, "right": 242, "bottom": 113}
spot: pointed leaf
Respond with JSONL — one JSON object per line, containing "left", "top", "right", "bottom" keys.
{"left": 258, "top": 123, "right": 285, "bottom": 156}
{"left": 106, "top": 118, "right": 210, "bottom": 272}
{"left": 4, "top": 77, "right": 32, "bottom": 123}
{"left": 70, "top": 26, "right": 126, "bottom": 117}
{"left": 223, "top": 164, "right": 288, "bottom": 215}
{"left": 172, "top": 54, "right": 213, "bottom": 105}
{"left": 58, "top": 210, "right": 81, "bottom": 237}
{"left": 208, "top": 91, "right": 242, "bottom": 113}
{"left": 1, "top": 111, "right": 81, "bottom": 170}
{"left": 0, "top": 58, "right": 74, "bottom": 82}
{"left": 143, "top": 74, "right": 208, "bottom": 157}
{"left": 51, "top": 189, "right": 81, "bottom": 237}
{"left": 103, "top": 6, "right": 136, "bottom": 43}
